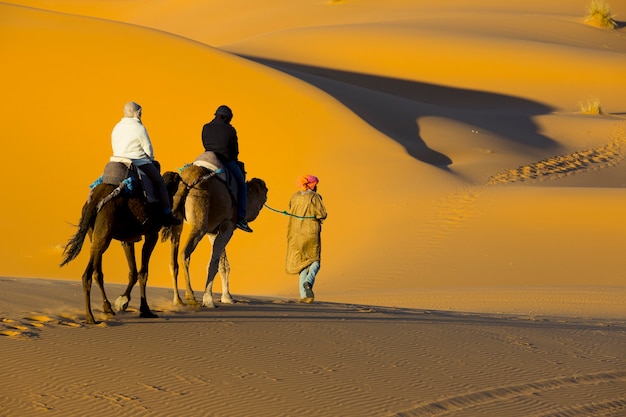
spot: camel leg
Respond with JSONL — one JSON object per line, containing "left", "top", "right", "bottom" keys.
{"left": 138, "top": 233, "right": 159, "bottom": 318}
{"left": 88, "top": 238, "right": 114, "bottom": 322}
{"left": 114, "top": 242, "right": 138, "bottom": 312}
{"left": 82, "top": 258, "right": 97, "bottom": 324}
{"left": 219, "top": 251, "right": 234, "bottom": 304}
{"left": 168, "top": 223, "right": 184, "bottom": 306}
{"left": 182, "top": 226, "right": 206, "bottom": 306}
{"left": 207, "top": 234, "right": 234, "bottom": 304}
{"left": 203, "top": 227, "right": 234, "bottom": 308}
{"left": 93, "top": 258, "right": 115, "bottom": 318}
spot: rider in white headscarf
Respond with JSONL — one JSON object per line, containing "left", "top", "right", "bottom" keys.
{"left": 111, "top": 101, "right": 180, "bottom": 226}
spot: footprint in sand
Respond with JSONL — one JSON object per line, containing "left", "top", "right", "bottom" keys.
{"left": 487, "top": 133, "right": 626, "bottom": 185}
{"left": 59, "top": 321, "right": 83, "bottom": 328}
{"left": 25, "top": 315, "right": 55, "bottom": 328}
{"left": 0, "top": 318, "right": 32, "bottom": 338}
{"left": 1, "top": 330, "right": 23, "bottom": 337}
{"left": 0, "top": 313, "right": 85, "bottom": 338}
{"left": 0, "top": 323, "right": 39, "bottom": 338}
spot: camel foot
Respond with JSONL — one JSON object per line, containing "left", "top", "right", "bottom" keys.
{"left": 103, "top": 301, "right": 115, "bottom": 316}
{"left": 139, "top": 310, "right": 159, "bottom": 319}
{"left": 202, "top": 293, "right": 216, "bottom": 308}
{"left": 85, "top": 316, "right": 97, "bottom": 325}
{"left": 186, "top": 294, "right": 199, "bottom": 306}
{"left": 114, "top": 295, "right": 130, "bottom": 312}
{"left": 173, "top": 296, "right": 184, "bottom": 306}
{"left": 221, "top": 293, "right": 235, "bottom": 304}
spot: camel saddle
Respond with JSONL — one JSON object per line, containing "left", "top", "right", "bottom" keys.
{"left": 189, "top": 151, "right": 240, "bottom": 200}
{"left": 93, "top": 156, "right": 159, "bottom": 203}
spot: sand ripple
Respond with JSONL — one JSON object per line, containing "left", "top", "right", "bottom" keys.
{"left": 2, "top": 294, "right": 625, "bottom": 416}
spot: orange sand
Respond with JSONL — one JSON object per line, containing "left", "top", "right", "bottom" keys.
{"left": 1, "top": 1, "right": 626, "bottom": 415}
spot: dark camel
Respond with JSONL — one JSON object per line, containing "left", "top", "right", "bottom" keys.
{"left": 60, "top": 170, "right": 181, "bottom": 324}
{"left": 162, "top": 161, "right": 268, "bottom": 307}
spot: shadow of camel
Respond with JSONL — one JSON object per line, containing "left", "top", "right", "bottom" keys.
{"left": 238, "top": 56, "right": 557, "bottom": 170}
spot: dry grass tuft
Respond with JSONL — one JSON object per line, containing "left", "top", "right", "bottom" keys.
{"left": 584, "top": 0, "right": 617, "bottom": 29}
{"left": 579, "top": 99, "right": 604, "bottom": 115}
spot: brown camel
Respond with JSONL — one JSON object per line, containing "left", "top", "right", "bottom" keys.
{"left": 60, "top": 170, "right": 181, "bottom": 324}
{"left": 162, "top": 158, "right": 268, "bottom": 308}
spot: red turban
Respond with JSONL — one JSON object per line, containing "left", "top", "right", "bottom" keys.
{"left": 297, "top": 175, "right": 319, "bottom": 191}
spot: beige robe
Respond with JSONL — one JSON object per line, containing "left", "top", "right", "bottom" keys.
{"left": 285, "top": 190, "right": 327, "bottom": 274}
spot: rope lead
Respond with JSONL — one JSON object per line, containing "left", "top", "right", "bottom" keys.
{"left": 263, "top": 203, "right": 316, "bottom": 219}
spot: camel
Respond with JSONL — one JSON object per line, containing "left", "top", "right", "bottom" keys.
{"left": 60, "top": 169, "right": 181, "bottom": 324}
{"left": 162, "top": 156, "right": 268, "bottom": 308}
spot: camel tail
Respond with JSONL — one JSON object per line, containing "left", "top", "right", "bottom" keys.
{"left": 60, "top": 198, "right": 99, "bottom": 267}
{"left": 162, "top": 178, "right": 188, "bottom": 243}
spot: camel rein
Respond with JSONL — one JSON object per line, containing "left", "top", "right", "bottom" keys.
{"left": 263, "top": 203, "right": 316, "bottom": 219}
{"left": 179, "top": 166, "right": 314, "bottom": 219}
{"left": 181, "top": 169, "right": 223, "bottom": 189}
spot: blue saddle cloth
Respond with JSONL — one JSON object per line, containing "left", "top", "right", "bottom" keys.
{"left": 90, "top": 161, "right": 156, "bottom": 202}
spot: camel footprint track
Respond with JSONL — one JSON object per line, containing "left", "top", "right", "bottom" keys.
{"left": 427, "top": 122, "right": 626, "bottom": 243}
{"left": 391, "top": 371, "right": 626, "bottom": 417}
{"left": 488, "top": 124, "right": 626, "bottom": 185}
{"left": 1, "top": 314, "right": 84, "bottom": 338}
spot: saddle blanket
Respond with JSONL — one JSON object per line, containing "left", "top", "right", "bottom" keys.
{"left": 90, "top": 157, "right": 158, "bottom": 203}
{"left": 190, "top": 151, "right": 238, "bottom": 199}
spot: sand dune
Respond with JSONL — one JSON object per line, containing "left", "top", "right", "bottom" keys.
{"left": 1, "top": 1, "right": 626, "bottom": 415}
{"left": 2, "top": 0, "right": 625, "bottom": 307}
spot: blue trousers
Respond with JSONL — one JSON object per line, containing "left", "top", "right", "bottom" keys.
{"left": 299, "top": 261, "right": 320, "bottom": 298}
{"left": 137, "top": 161, "right": 171, "bottom": 212}
{"left": 224, "top": 160, "right": 247, "bottom": 220}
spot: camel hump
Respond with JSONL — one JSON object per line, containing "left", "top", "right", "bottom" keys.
{"left": 193, "top": 151, "right": 222, "bottom": 172}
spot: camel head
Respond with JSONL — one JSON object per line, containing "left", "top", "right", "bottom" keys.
{"left": 246, "top": 178, "right": 268, "bottom": 222}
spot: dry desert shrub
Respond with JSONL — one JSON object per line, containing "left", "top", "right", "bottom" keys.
{"left": 579, "top": 98, "right": 604, "bottom": 115}
{"left": 585, "top": 0, "right": 617, "bottom": 29}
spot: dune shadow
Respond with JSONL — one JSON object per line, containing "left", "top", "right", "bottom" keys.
{"left": 239, "top": 56, "right": 557, "bottom": 170}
